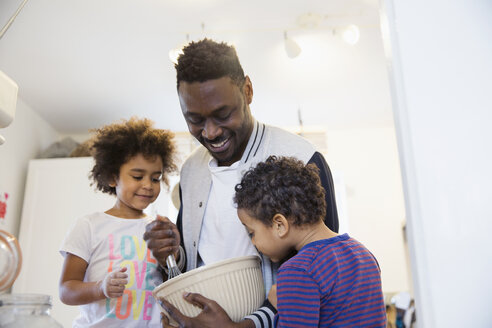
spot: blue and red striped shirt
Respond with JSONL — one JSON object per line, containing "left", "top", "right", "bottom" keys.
{"left": 274, "top": 234, "right": 386, "bottom": 327}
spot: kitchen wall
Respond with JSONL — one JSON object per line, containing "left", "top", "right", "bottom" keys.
{"left": 0, "top": 98, "right": 60, "bottom": 236}
{"left": 325, "top": 126, "right": 409, "bottom": 294}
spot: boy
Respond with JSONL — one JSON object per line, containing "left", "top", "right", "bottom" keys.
{"left": 234, "top": 156, "right": 387, "bottom": 327}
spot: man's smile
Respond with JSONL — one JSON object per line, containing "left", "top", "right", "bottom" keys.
{"left": 206, "top": 137, "right": 231, "bottom": 153}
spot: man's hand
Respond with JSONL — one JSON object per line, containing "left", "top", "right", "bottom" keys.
{"left": 143, "top": 215, "right": 181, "bottom": 267}
{"left": 158, "top": 292, "right": 254, "bottom": 328}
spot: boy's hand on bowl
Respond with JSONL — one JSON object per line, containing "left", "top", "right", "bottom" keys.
{"left": 159, "top": 293, "right": 253, "bottom": 328}
{"left": 143, "top": 215, "right": 181, "bottom": 267}
{"left": 267, "top": 284, "right": 277, "bottom": 309}
{"left": 268, "top": 284, "right": 277, "bottom": 308}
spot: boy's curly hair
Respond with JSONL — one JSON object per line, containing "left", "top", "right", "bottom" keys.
{"left": 89, "top": 117, "right": 177, "bottom": 195}
{"left": 175, "top": 38, "right": 245, "bottom": 89}
{"left": 234, "top": 156, "right": 327, "bottom": 227}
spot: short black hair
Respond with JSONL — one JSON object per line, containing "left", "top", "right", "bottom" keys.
{"left": 175, "top": 38, "right": 245, "bottom": 88}
{"left": 234, "top": 156, "right": 327, "bottom": 227}
{"left": 89, "top": 117, "right": 177, "bottom": 195}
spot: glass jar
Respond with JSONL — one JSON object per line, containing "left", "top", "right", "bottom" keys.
{"left": 0, "top": 294, "right": 63, "bottom": 328}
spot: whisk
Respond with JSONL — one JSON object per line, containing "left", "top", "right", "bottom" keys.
{"left": 166, "top": 253, "right": 182, "bottom": 280}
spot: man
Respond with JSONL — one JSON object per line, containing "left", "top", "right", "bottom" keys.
{"left": 144, "top": 39, "right": 339, "bottom": 328}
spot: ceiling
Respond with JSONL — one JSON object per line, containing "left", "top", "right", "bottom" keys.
{"left": 0, "top": 0, "right": 392, "bottom": 134}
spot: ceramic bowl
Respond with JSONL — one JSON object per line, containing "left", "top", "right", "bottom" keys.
{"left": 153, "top": 255, "right": 264, "bottom": 322}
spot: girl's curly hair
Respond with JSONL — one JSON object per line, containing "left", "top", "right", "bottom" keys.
{"left": 234, "top": 156, "right": 326, "bottom": 227}
{"left": 89, "top": 117, "right": 177, "bottom": 195}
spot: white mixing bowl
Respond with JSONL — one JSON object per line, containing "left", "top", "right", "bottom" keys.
{"left": 153, "top": 255, "right": 264, "bottom": 322}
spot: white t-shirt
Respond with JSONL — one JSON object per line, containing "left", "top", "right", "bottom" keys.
{"left": 198, "top": 159, "right": 259, "bottom": 266}
{"left": 60, "top": 212, "right": 162, "bottom": 328}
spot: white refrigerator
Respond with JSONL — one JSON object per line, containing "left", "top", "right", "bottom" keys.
{"left": 13, "top": 157, "right": 178, "bottom": 327}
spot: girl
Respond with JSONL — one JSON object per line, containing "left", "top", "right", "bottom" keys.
{"left": 59, "top": 117, "right": 176, "bottom": 327}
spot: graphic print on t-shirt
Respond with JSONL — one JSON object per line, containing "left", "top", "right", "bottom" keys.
{"left": 105, "top": 233, "right": 159, "bottom": 321}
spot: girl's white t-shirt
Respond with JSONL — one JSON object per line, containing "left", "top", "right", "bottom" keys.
{"left": 60, "top": 212, "right": 162, "bottom": 328}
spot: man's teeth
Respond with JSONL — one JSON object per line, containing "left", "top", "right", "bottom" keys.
{"left": 211, "top": 139, "right": 227, "bottom": 148}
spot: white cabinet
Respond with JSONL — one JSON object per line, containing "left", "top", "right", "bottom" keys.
{"left": 13, "top": 157, "right": 177, "bottom": 327}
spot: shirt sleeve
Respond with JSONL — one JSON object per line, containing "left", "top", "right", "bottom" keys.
{"left": 59, "top": 216, "right": 92, "bottom": 263}
{"left": 275, "top": 266, "right": 321, "bottom": 328}
{"left": 307, "top": 151, "right": 339, "bottom": 233}
{"left": 244, "top": 297, "right": 277, "bottom": 328}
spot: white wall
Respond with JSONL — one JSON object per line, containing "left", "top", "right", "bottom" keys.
{"left": 380, "top": 0, "right": 492, "bottom": 327}
{"left": 325, "top": 126, "right": 409, "bottom": 294}
{"left": 0, "top": 98, "right": 60, "bottom": 236}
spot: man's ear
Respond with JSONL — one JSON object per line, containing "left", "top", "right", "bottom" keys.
{"left": 272, "top": 213, "right": 289, "bottom": 238}
{"left": 243, "top": 76, "right": 253, "bottom": 104}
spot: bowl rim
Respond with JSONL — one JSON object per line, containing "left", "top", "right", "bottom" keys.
{"left": 153, "top": 255, "right": 261, "bottom": 295}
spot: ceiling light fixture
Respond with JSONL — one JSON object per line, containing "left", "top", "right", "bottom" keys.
{"left": 340, "top": 24, "right": 360, "bottom": 46}
{"left": 296, "top": 12, "right": 322, "bottom": 29}
{"left": 284, "top": 31, "right": 301, "bottom": 59}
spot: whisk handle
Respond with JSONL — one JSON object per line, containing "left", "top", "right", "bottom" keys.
{"left": 166, "top": 254, "right": 178, "bottom": 269}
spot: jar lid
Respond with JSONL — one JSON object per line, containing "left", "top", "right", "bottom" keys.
{"left": 0, "top": 293, "right": 51, "bottom": 306}
{"left": 0, "top": 230, "right": 22, "bottom": 293}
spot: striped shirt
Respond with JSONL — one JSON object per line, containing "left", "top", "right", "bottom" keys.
{"left": 274, "top": 234, "right": 386, "bottom": 327}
